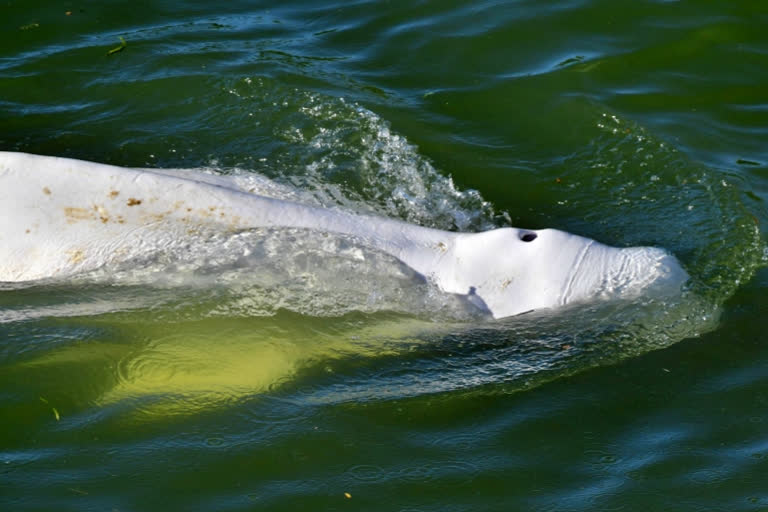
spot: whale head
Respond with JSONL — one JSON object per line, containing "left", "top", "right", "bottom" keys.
{"left": 442, "top": 227, "right": 688, "bottom": 319}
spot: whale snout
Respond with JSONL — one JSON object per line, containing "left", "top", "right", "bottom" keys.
{"left": 567, "top": 243, "right": 688, "bottom": 305}
{"left": 640, "top": 247, "right": 689, "bottom": 289}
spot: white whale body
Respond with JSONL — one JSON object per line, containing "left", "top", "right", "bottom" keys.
{"left": 0, "top": 151, "right": 688, "bottom": 318}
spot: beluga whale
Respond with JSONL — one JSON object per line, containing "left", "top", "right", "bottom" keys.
{"left": 0, "top": 151, "right": 688, "bottom": 319}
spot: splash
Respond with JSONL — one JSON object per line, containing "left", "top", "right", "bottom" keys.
{"left": 221, "top": 77, "right": 506, "bottom": 230}
{"left": 577, "top": 112, "right": 764, "bottom": 303}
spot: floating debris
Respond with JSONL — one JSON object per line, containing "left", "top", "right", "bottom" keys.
{"left": 107, "top": 37, "right": 127, "bottom": 56}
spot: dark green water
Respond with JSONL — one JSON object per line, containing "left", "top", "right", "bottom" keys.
{"left": 2, "top": 1, "right": 768, "bottom": 510}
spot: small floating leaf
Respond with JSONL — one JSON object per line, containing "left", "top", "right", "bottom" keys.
{"left": 39, "top": 396, "right": 49, "bottom": 404}
{"left": 344, "top": 492, "right": 351, "bottom": 499}
{"left": 107, "top": 36, "right": 127, "bottom": 56}
{"left": 52, "top": 407, "right": 60, "bottom": 421}
{"left": 19, "top": 22, "right": 40, "bottom": 31}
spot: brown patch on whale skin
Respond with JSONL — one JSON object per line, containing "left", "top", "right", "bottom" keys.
{"left": 42, "top": 187, "right": 51, "bottom": 195}
{"left": 94, "top": 205, "right": 109, "bottom": 223}
{"left": 66, "top": 249, "right": 85, "bottom": 264}
{"left": 145, "top": 212, "right": 171, "bottom": 223}
{"left": 64, "top": 207, "right": 92, "bottom": 223}
{"left": 109, "top": 190, "right": 119, "bottom": 199}
{"left": 127, "top": 198, "right": 142, "bottom": 206}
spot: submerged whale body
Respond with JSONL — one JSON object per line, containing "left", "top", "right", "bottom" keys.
{"left": 0, "top": 151, "right": 687, "bottom": 318}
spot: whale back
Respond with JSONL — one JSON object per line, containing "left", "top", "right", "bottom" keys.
{"left": 0, "top": 152, "right": 688, "bottom": 318}
{"left": 0, "top": 152, "right": 269, "bottom": 281}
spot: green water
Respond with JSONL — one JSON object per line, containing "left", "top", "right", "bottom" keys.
{"left": 2, "top": 1, "right": 768, "bottom": 510}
